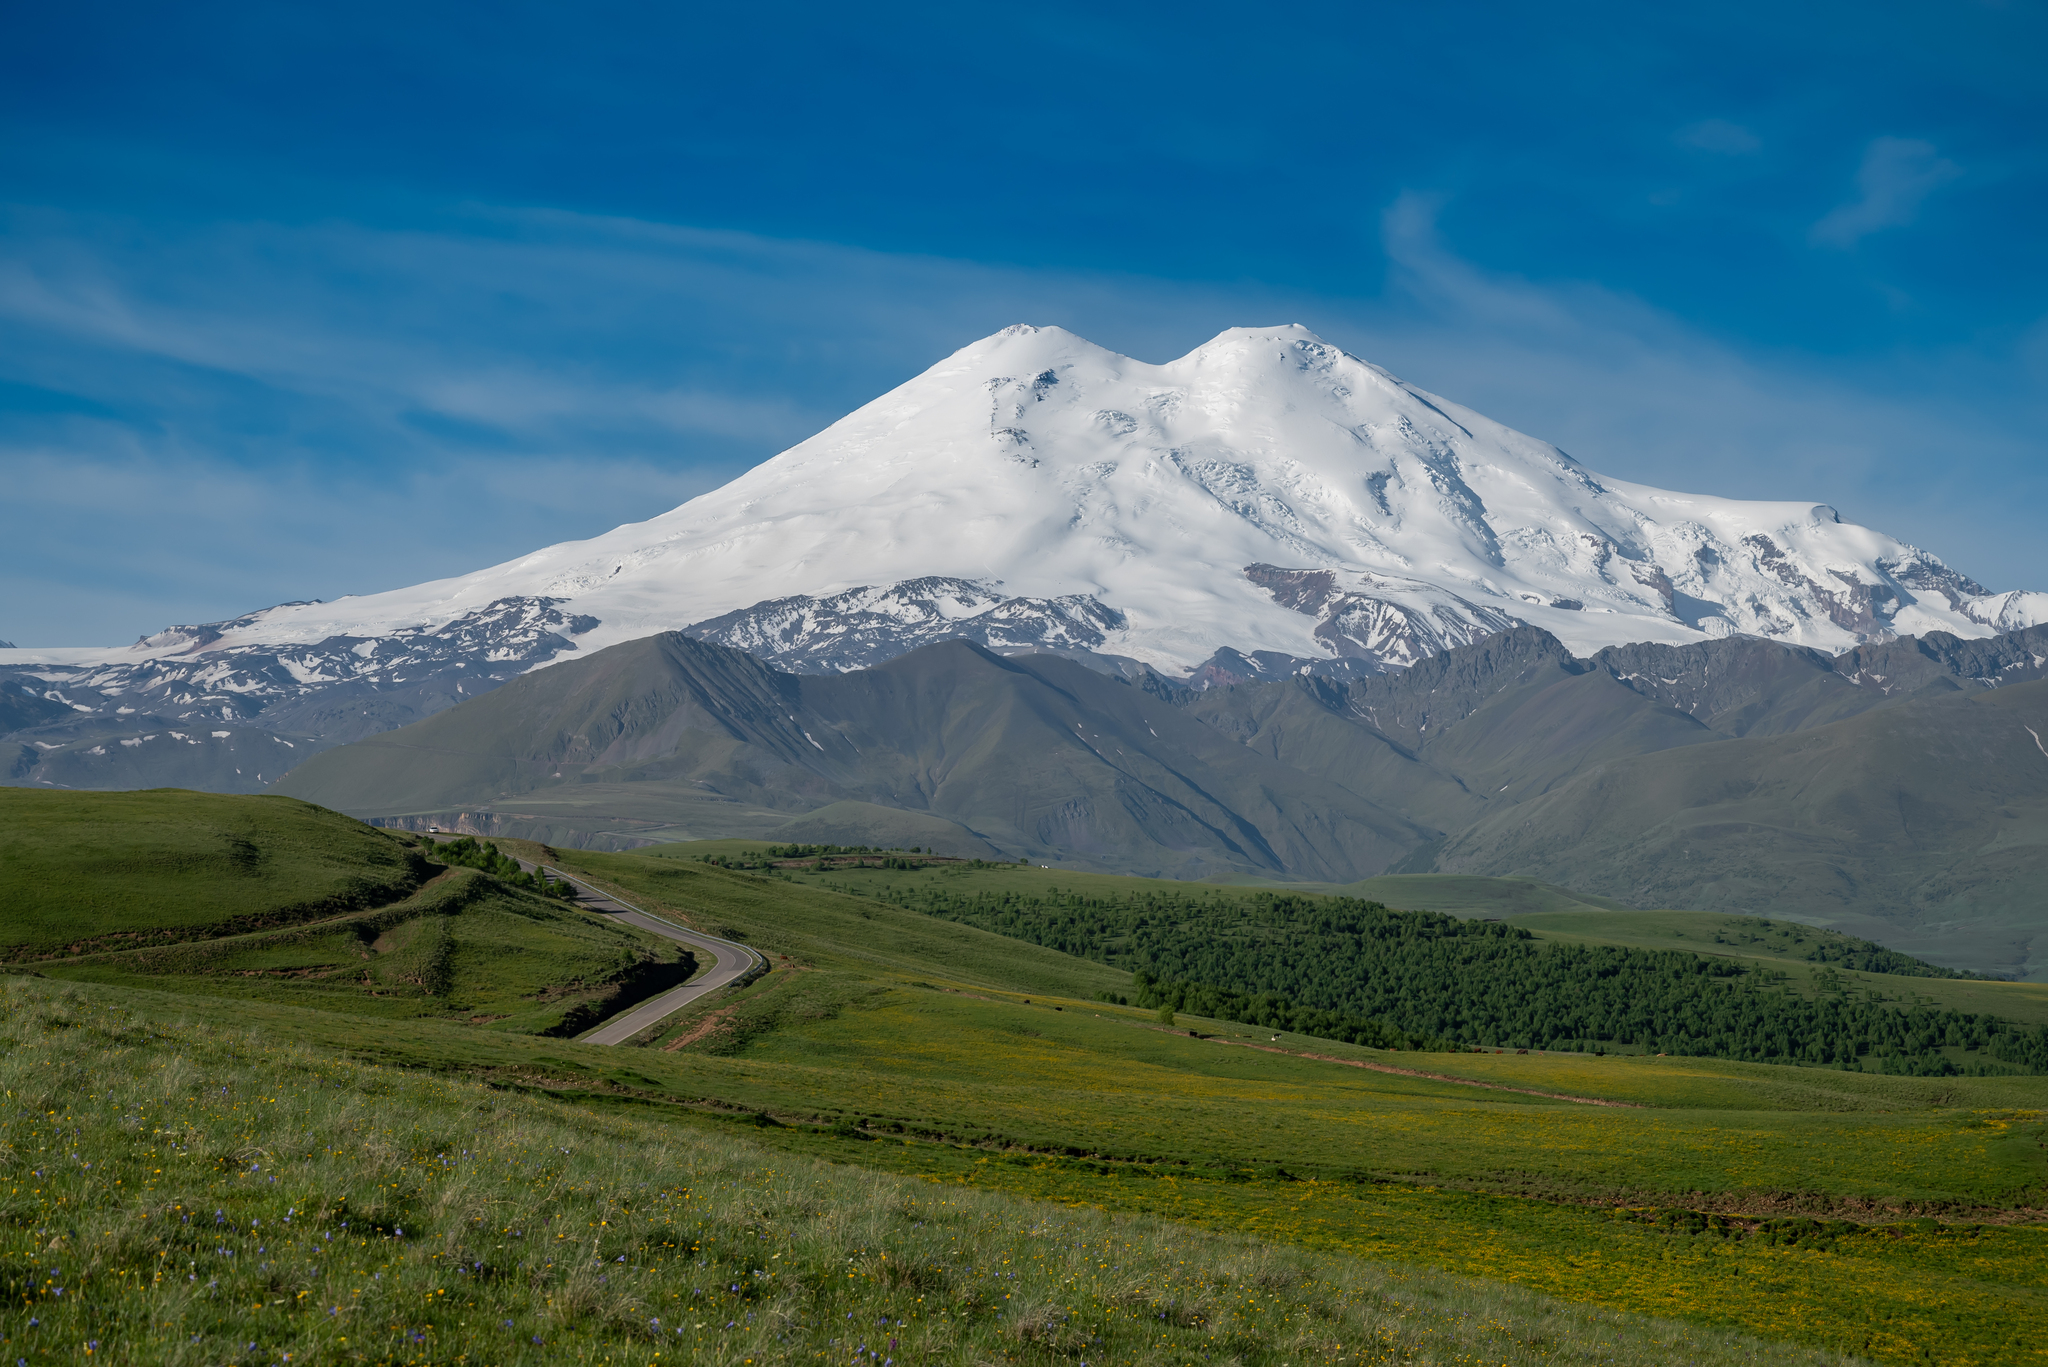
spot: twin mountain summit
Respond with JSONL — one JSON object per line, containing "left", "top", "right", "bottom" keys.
{"left": 7, "top": 325, "right": 2046, "bottom": 979}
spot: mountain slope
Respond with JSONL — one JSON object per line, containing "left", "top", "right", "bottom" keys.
{"left": 274, "top": 619, "right": 2048, "bottom": 975}
{"left": 1425, "top": 678, "right": 2048, "bottom": 977}
{"left": 276, "top": 634, "right": 1433, "bottom": 881}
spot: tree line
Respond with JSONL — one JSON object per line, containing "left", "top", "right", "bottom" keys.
{"left": 846, "top": 883, "right": 2045, "bottom": 1075}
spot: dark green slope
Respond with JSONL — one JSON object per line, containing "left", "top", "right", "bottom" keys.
{"left": 1179, "top": 623, "right": 2048, "bottom": 824}
{"left": 269, "top": 633, "right": 846, "bottom": 815}
{"left": 278, "top": 635, "right": 1433, "bottom": 881}
{"left": 6, "top": 718, "right": 329, "bottom": 794}
{"left": 1587, "top": 637, "right": 1870, "bottom": 737}
{"left": 797, "top": 644, "right": 1432, "bottom": 878}
{"left": 1169, "top": 625, "right": 2048, "bottom": 975}
{"left": 1428, "top": 678, "right": 2048, "bottom": 978}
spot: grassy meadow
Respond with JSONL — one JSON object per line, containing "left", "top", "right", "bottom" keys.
{"left": 0, "top": 978, "right": 1862, "bottom": 1367}
{"left": 1502, "top": 907, "right": 2048, "bottom": 1027}
{"left": 3, "top": 799, "right": 2046, "bottom": 1362}
{"left": 1, "top": 789, "right": 424, "bottom": 959}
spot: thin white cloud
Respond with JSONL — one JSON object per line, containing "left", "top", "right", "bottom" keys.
{"left": 1810, "top": 136, "right": 1963, "bottom": 248}
{"left": 0, "top": 217, "right": 834, "bottom": 451}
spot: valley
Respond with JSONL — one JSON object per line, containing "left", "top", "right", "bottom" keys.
{"left": 5, "top": 328, "right": 2045, "bottom": 1364}
{"left": 257, "top": 620, "right": 2048, "bottom": 979}
{"left": 4, "top": 790, "right": 2043, "bottom": 1364}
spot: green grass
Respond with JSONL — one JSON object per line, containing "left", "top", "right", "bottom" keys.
{"left": 0, "top": 789, "right": 423, "bottom": 960}
{"left": 10, "top": 804, "right": 2048, "bottom": 1362}
{"left": 532, "top": 852, "right": 2048, "bottom": 1205}
{"left": 732, "top": 853, "right": 2047, "bottom": 1071}
{"left": 0, "top": 977, "right": 1868, "bottom": 1367}
{"left": 32, "top": 866, "right": 697, "bottom": 1039}
{"left": 889, "top": 1150, "right": 2048, "bottom": 1366}
{"left": 552, "top": 850, "right": 1126, "bottom": 1001}
{"left": 642, "top": 851, "right": 2039, "bottom": 1032}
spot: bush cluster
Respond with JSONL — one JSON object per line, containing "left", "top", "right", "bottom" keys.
{"left": 426, "top": 837, "right": 574, "bottom": 900}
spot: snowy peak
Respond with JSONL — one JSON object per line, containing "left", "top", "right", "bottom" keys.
{"left": 6, "top": 324, "right": 2042, "bottom": 688}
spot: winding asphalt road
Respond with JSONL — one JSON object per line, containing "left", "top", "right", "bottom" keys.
{"left": 423, "top": 835, "right": 764, "bottom": 1045}
{"left": 550, "top": 867, "right": 765, "bottom": 1045}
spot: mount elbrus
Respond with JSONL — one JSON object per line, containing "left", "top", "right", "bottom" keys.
{"left": 5, "top": 326, "right": 2046, "bottom": 973}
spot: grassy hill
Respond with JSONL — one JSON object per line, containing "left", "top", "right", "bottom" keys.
{"left": 5, "top": 794, "right": 2046, "bottom": 1362}
{"left": 1, "top": 789, "right": 696, "bottom": 1036}
{"left": 494, "top": 845, "right": 2048, "bottom": 1361}
{"left": 0, "top": 788, "right": 425, "bottom": 959}
{"left": 1505, "top": 907, "right": 2048, "bottom": 1028}
{"left": 36, "top": 866, "right": 697, "bottom": 1037}
{"left": 725, "top": 850, "right": 2048, "bottom": 1057}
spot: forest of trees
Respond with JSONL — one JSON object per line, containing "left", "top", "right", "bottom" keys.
{"left": 840, "top": 882, "right": 2046, "bottom": 1075}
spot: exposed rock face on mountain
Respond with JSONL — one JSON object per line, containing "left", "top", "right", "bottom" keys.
{"left": 1, "top": 598, "right": 594, "bottom": 792}
{"left": 680, "top": 577, "right": 1127, "bottom": 672}
{"left": 1242, "top": 564, "right": 1525, "bottom": 667}
{"left": 7, "top": 323, "right": 2043, "bottom": 792}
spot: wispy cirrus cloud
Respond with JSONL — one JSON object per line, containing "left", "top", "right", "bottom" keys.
{"left": 1810, "top": 136, "right": 1963, "bottom": 247}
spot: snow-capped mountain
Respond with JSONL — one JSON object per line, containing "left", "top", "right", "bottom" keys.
{"left": 6, "top": 324, "right": 2044, "bottom": 753}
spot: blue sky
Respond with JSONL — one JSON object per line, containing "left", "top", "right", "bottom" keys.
{"left": 2, "top": 1, "right": 2043, "bottom": 645}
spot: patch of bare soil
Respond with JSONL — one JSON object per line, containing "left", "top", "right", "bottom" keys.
{"left": 663, "top": 1008, "right": 735, "bottom": 1051}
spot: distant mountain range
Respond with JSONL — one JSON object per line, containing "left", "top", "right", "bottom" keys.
{"left": 7, "top": 325, "right": 2045, "bottom": 976}
{"left": 269, "top": 621, "right": 2048, "bottom": 981}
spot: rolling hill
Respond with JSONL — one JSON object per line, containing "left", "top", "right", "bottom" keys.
{"left": 7, "top": 786, "right": 2047, "bottom": 1363}
{"left": 1429, "top": 677, "right": 2048, "bottom": 977}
